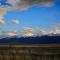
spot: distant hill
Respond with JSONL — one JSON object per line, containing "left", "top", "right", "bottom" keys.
{"left": 0, "top": 35, "right": 60, "bottom": 45}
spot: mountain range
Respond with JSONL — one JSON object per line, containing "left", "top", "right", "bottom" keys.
{"left": 0, "top": 34, "right": 60, "bottom": 45}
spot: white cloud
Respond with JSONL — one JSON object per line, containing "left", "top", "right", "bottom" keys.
{"left": 7, "top": 20, "right": 20, "bottom": 25}
{"left": 12, "top": 20, "right": 20, "bottom": 24}
{"left": 0, "top": 20, "right": 5, "bottom": 27}
{"left": 1, "top": 26, "right": 60, "bottom": 38}
{"left": 18, "top": 27, "right": 49, "bottom": 37}
{"left": 0, "top": 0, "right": 54, "bottom": 18}
{"left": 15, "top": 0, "right": 54, "bottom": 10}
{"left": 3, "top": 30, "right": 17, "bottom": 37}
{"left": 5, "top": 0, "right": 53, "bottom": 11}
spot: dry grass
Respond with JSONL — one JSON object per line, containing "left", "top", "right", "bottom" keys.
{"left": 0, "top": 44, "right": 59, "bottom": 60}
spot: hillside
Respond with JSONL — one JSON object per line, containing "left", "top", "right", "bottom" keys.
{"left": 0, "top": 35, "right": 60, "bottom": 44}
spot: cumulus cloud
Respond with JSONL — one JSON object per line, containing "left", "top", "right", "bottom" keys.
{"left": 0, "top": 20, "right": 5, "bottom": 27}
{"left": 22, "top": 33, "right": 34, "bottom": 37}
{"left": 0, "top": 0, "right": 54, "bottom": 18}
{"left": 3, "top": 30, "right": 17, "bottom": 37}
{"left": 22, "top": 27, "right": 34, "bottom": 33}
{"left": 18, "top": 27, "right": 49, "bottom": 37}
{"left": 0, "top": 7, "right": 8, "bottom": 21}
{"left": 7, "top": 0, "right": 17, "bottom": 4}
{"left": 1, "top": 26, "right": 60, "bottom": 38}
{"left": 7, "top": 19, "right": 20, "bottom": 25}
{"left": 0, "top": 2, "right": 14, "bottom": 25}
{"left": 15, "top": 0, "right": 54, "bottom": 10}
{"left": 19, "top": 27, "right": 60, "bottom": 37}
{"left": 12, "top": 20, "right": 20, "bottom": 24}
{"left": 6, "top": 0, "right": 54, "bottom": 11}
{"left": 0, "top": 0, "right": 17, "bottom": 22}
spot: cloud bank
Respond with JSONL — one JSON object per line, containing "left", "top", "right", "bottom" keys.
{"left": 15, "top": 0, "right": 54, "bottom": 10}
{"left": 0, "top": 0, "right": 54, "bottom": 20}
{"left": 1, "top": 26, "right": 60, "bottom": 38}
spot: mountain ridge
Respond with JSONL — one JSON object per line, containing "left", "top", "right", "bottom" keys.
{"left": 0, "top": 35, "right": 60, "bottom": 44}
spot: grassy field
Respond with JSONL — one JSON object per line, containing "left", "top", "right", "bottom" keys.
{"left": 0, "top": 44, "right": 59, "bottom": 60}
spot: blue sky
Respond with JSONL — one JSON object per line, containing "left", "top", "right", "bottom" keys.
{"left": 1, "top": 0, "right": 60, "bottom": 31}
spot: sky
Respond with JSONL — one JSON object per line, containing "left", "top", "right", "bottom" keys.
{"left": 0, "top": 0, "right": 60, "bottom": 37}
{"left": 3, "top": 0, "right": 60, "bottom": 30}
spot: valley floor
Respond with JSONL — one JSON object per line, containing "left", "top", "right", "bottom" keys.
{"left": 0, "top": 44, "right": 59, "bottom": 60}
